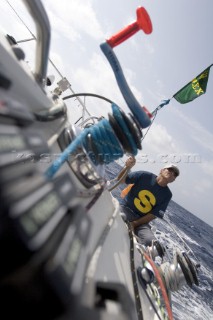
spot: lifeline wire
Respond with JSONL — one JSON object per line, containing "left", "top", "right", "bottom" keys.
{"left": 141, "top": 110, "right": 157, "bottom": 142}
{"left": 163, "top": 215, "right": 200, "bottom": 264}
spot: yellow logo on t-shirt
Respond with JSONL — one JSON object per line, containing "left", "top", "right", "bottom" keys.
{"left": 134, "top": 190, "right": 156, "bottom": 214}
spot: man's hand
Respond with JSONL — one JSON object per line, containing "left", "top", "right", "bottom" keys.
{"left": 131, "top": 214, "right": 156, "bottom": 229}
{"left": 129, "top": 221, "right": 135, "bottom": 232}
{"left": 125, "top": 156, "right": 136, "bottom": 168}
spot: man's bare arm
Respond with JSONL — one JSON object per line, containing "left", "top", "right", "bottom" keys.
{"left": 130, "top": 213, "right": 156, "bottom": 229}
{"left": 118, "top": 156, "right": 136, "bottom": 183}
{"left": 117, "top": 166, "right": 129, "bottom": 183}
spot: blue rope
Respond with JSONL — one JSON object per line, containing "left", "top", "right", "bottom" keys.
{"left": 45, "top": 103, "right": 138, "bottom": 179}
{"left": 112, "top": 104, "right": 137, "bottom": 155}
{"left": 45, "top": 132, "right": 87, "bottom": 179}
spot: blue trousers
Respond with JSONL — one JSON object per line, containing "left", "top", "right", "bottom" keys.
{"left": 120, "top": 205, "right": 156, "bottom": 247}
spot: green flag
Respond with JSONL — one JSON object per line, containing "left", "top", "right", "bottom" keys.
{"left": 173, "top": 64, "right": 213, "bottom": 104}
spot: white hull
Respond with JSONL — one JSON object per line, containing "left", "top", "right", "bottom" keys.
{"left": 1, "top": 1, "right": 198, "bottom": 320}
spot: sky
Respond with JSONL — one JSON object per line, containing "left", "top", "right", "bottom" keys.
{"left": 1, "top": 0, "right": 213, "bottom": 227}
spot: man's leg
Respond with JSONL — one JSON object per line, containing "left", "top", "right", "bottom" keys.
{"left": 135, "top": 223, "right": 157, "bottom": 247}
{"left": 119, "top": 205, "right": 157, "bottom": 246}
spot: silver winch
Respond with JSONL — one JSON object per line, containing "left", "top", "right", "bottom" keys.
{"left": 147, "top": 239, "right": 166, "bottom": 260}
{"left": 158, "top": 248, "right": 199, "bottom": 293}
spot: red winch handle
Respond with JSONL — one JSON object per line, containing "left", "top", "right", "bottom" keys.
{"left": 107, "top": 7, "right": 152, "bottom": 48}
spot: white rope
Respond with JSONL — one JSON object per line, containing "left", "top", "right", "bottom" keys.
{"left": 163, "top": 215, "right": 200, "bottom": 263}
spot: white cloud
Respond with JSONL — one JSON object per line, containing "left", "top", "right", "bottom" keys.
{"left": 199, "top": 160, "right": 213, "bottom": 178}
{"left": 42, "top": 0, "right": 104, "bottom": 41}
{"left": 194, "top": 178, "right": 212, "bottom": 193}
{"left": 0, "top": 1, "right": 34, "bottom": 40}
{"left": 143, "top": 122, "right": 177, "bottom": 155}
{"left": 144, "top": 38, "right": 155, "bottom": 54}
{"left": 75, "top": 53, "right": 121, "bottom": 97}
{"left": 73, "top": 52, "right": 145, "bottom": 117}
{"left": 124, "top": 68, "right": 143, "bottom": 102}
{"left": 172, "top": 108, "right": 213, "bottom": 153}
{"left": 146, "top": 85, "right": 168, "bottom": 107}
{"left": 48, "top": 52, "right": 66, "bottom": 77}
{"left": 130, "top": 36, "right": 155, "bottom": 55}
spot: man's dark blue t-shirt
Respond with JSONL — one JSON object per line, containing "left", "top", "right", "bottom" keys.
{"left": 120, "top": 171, "right": 172, "bottom": 218}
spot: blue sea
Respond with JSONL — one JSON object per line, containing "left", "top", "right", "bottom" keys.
{"left": 105, "top": 162, "right": 213, "bottom": 320}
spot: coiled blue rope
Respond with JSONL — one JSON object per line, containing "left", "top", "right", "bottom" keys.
{"left": 45, "top": 103, "right": 138, "bottom": 179}
{"left": 111, "top": 104, "right": 137, "bottom": 155}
